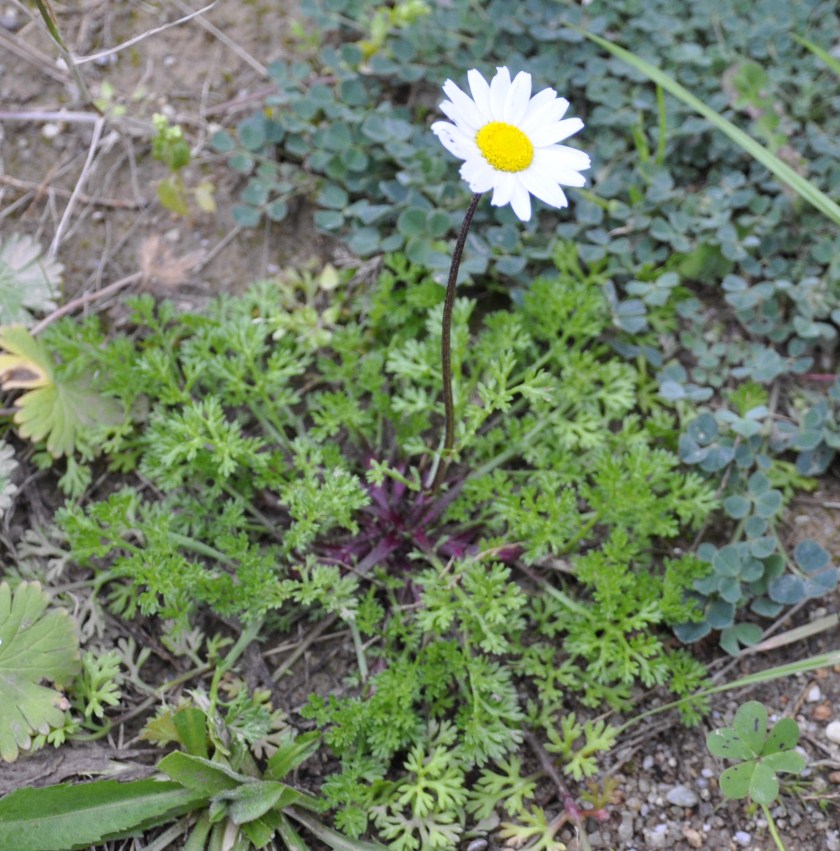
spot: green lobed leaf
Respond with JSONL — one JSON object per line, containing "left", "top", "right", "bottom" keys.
{"left": 0, "top": 581, "right": 80, "bottom": 762}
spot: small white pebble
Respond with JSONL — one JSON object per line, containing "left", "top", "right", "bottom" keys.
{"left": 826, "top": 720, "right": 840, "bottom": 744}
{"left": 666, "top": 785, "right": 699, "bottom": 807}
{"left": 41, "top": 122, "right": 61, "bottom": 140}
{"left": 807, "top": 684, "right": 822, "bottom": 702}
{"left": 734, "top": 830, "right": 751, "bottom": 846}
{"left": 701, "top": 767, "right": 714, "bottom": 778}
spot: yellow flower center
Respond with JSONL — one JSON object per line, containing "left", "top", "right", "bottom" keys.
{"left": 475, "top": 122, "right": 534, "bottom": 172}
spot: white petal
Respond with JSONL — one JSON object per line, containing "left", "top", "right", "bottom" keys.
{"left": 521, "top": 87, "right": 557, "bottom": 119}
{"left": 509, "top": 180, "right": 532, "bottom": 221}
{"left": 531, "top": 117, "right": 584, "bottom": 147}
{"left": 534, "top": 145, "right": 591, "bottom": 173}
{"left": 504, "top": 71, "right": 532, "bottom": 124}
{"left": 467, "top": 69, "right": 493, "bottom": 122}
{"left": 431, "top": 121, "right": 475, "bottom": 160}
{"left": 520, "top": 170, "right": 569, "bottom": 209}
{"left": 460, "top": 155, "right": 496, "bottom": 193}
{"left": 520, "top": 96, "right": 570, "bottom": 135}
{"left": 442, "top": 79, "right": 484, "bottom": 131}
{"left": 489, "top": 66, "right": 511, "bottom": 120}
{"left": 491, "top": 172, "right": 515, "bottom": 207}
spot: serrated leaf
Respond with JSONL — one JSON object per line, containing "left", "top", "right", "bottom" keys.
{"left": 0, "top": 580, "right": 80, "bottom": 762}
{"left": 0, "top": 779, "right": 205, "bottom": 851}
{"left": 0, "top": 235, "right": 62, "bottom": 326}
{"left": 0, "top": 326, "right": 122, "bottom": 457}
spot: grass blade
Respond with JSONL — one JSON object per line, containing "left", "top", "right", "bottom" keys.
{"left": 581, "top": 29, "right": 840, "bottom": 228}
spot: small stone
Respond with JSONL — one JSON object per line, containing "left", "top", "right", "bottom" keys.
{"left": 826, "top": 720, "right": 840, "bottom": 743}
{"left": 807, "top": 684, "right": 822, "bottom": 702}
{"left": 642, "top": 754, "right": 654, "bottom": 770}
{"left": 643, "top": 824, "right": 670, "bottom": 849}
{"left": 826, "top": 830, "right": 840, "bottom": 851}
{"left": 41, "top": 123, "right": 61, "bottom": 140}
{"left": 617, "top": 814, "right": 635, "bottom": 842}
{"left": 813, "top": 703, "right": 833, "bottom": 721}
{"left": 683, "top": 827, "right": 703, "bottom": 848}
{"left": 829, "top": 771, "right": 840, "bottom": 784}
{"left": 733, "top": 830, "right": 751, "bottom": 846}
{"left": 666, "top": 784, "right": 699, "bottom": 807}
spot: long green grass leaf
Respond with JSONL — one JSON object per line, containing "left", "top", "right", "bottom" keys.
{"left": 794, "top": 34, "right": 840, "bottom": 78}
{"left": 581, "top": 29, "right": 840, "bottom": 228}
{"left": 0, "top": 779, "right": 206, "bottom": 851}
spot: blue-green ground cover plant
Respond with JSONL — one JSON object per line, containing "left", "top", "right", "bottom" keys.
{"left": 1, "top": 0, "right": 840, "bottom": 848}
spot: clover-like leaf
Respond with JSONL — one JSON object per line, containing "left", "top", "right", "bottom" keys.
{"left": 707, "top": 701, "right": 805, "bottom": 807}
{"left": 0, "top": 580, "right": 81, "bottom": 762}
{"left": 0, "top": 234, "right": 62, "bottom": 326}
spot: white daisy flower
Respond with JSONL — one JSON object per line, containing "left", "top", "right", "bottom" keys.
{"left": 431, "top": 66, "right": 590, "bottom": 222}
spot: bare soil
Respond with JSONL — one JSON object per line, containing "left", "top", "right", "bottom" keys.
{"left": 1, "top": 3, "right": 839, "bottom": 850}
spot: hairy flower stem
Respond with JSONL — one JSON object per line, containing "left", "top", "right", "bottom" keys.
{"left": 431, "top": 192, "right": 482, "bottom": 492}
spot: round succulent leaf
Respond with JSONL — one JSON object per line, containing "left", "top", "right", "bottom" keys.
{"left": 706, "top": 599, "right": 735, "bottom": 629}
{"left": 231, "top": 204, "right": 262, "bottom": 228}
{"left": 719, "top": 762, "right": 754, "bottom": 800}
{"left": 748, "top": 761, "right": 780, "bottom": 806}
{"left": 209, "top": 129, "right": 235, "bottom": 153}
{"left": 747, "top": 470, "right": 770, "bottom": 495}
{"left": 678, "top": 434, "right": 708, "bottom": 464}
{"left": 718, "top": 577, "right": 742, "bottom": 603}
{"left": 313, "top": 210, "right": 344, "bottom": 231}
{"left": 723, "top": 494, "right": 751, "bottom": 519}
{"left": 713, "top": 545, "right": 743, "bottom": 578}
{"left": 803, "top": 568, "right": 838, "bottom": 598}
{"left": 265, "top": 200, "right": 289, "bottom": 222}
{"left": 228, "top": 153, "right": 255, "bottom": 174}
{"left": 750, "top": 597, "right": 784, "bottom": 618}
{"left": 700, "top": 444, "right": 736, "bottom": 473}
{"left": 748, "top": 536, "right": 775, "bottom": 558}
{"left": 318, "top": 184, "right": 349, "bottom": 210}
{"left": 346, "top": 227, "right": 381, "bottom": 257}
{"left": 769, "top": 574, "right": 805, "bottom": 605}
{"left": 237, "top": 114, "right": 268, "bottom": 151}
{"left": 397, "top": 207, "right": 429, "bottom": 238}
{"left": 740, "top": 558, "right": 765, "bottom": 583}
{"left": 674, "top": 620, "right": 711, "bottom": 643}
{"left": 754, "top": 489, "right": 783, "bottom": 518}
{"left": 686, "top": 412, "right": 718, "bottom": 444}
{"left": 793, "top": 540, "right": 831, "bottom": 574}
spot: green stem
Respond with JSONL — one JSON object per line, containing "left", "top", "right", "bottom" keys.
{"left": 760, "top": 802, "right": 787, "bottom": 851}
{"left": 167, "top": 532, "right": 237, "bottom": 567}
{"left": 431, "top": 192, "right": 482, "bottom": 491}
{"left": 208, "top": 617, "right": 265, "bottom": 711}
{"left": 350, "top": 620, "right": 368, "bottom": 682}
